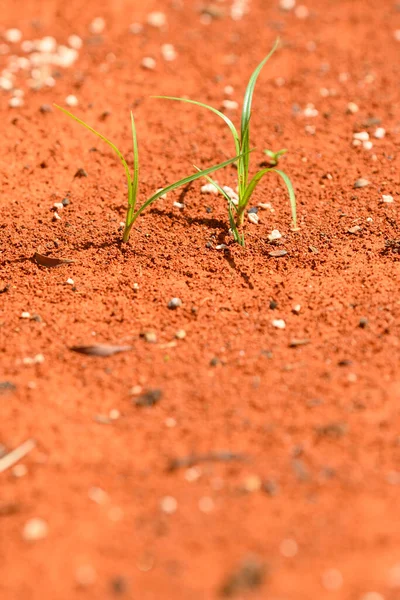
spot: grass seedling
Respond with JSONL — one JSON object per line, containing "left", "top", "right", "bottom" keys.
{"left": 154, "top": 38, "right": 297, "bottom": 246}
{"left": 54, "top": 105, "right": 244, "bottom": 243}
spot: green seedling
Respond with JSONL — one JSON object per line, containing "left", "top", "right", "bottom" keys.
{"left": 154, "top": 38, "right": 297, "bottom": 246}
{"left": 263, "top": 148, "right": 287, "bottom": 166}
{"left": 54, "top": 105, "right": 244, "bottom": 243}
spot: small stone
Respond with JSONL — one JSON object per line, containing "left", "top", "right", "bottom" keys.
{"left": 322, "top": 568, "right": 343, "bottom": 591}
{"left": 9, "top": 97, "right": 23, "bottom": 108}
{"left": 243, "top": 475, "right": 262, "bottom": 492}
{"left": 280, "top": 538, "right": 298, "bottom": 558}
{"left": 222, "top": 186, "right": 239, "bottom": 204}
{"left": 53, "top": 202, "right": 64, "bottom": 210}
{"left": 66, "top": 278, "right": 74, "bottom": 285}
{"left": 248, "top": 212, "right": 259, "bottom": 224}
{"left": 354, "top": 178, "right": 370, "bottom": 189}
{"left": 141, "top": 56, "right": 156, "bottom": 70}
{"left": 74, "top": 168, "right": 88, "bottom": 178}
{"left": 268, "top": 229, "right": 282, "bottom": 242}
{"left": 129, "top": 385, "right": 142, "bottom": 395}
{"left": 0, "top": 76, "right": 13, "bottom": 91}
{"left": 161, "top": 43, "right": 177, "bottom": 61}
{"left": 62, "top": 197, "right": 70, "bottom": 206}
{"left": 201, "top": 182, "right": 219, "bottom": 194}
{"left": 23, "top": 518, "right": 48, "bottom": 541}
{"left": 269, "top": 249, "right": 287, "bottom": 257}
{"left": 292, "top": 304, "right": 301, "bottom": 314}
{"left": 160, "top": 496, "right": 177, "bottom": 514}
{"left": 165, "top": 417, "right": 177, "bottom": 428}
{"left": 142, "top": 331, "right": 157, "bottom": 343}
{"left": 346, "top": 102, "right": 359, "bottom": 114}
{"left": 12, "top": 464, "right": 28, "bottom": 477}
{"left": 216, "top": 244, "right": 228, "bottom": 250}
{"left": 279, "top": 0, "right": 296, "bottom": 10}
{"left": 374, "top": 127, "right": 386, "bottom": 139}
{"left": 198, "top": 496, "right": 214, "bottom": 513}
{"left": 173, "top": 201, "right": 184, "bottom": 209}
{"left": 222, "top": 99, "right": 239, "bottom": 110}
{"left": 89, "top": 17, "right": 106, "bottom": 34}
{"left": 5, "top": 29, "right": 22, "bottom": 43}
{"left": 353, "top": 131, "right": 369, "bottom": 141}
{"left": 135, "top": 389, "right": 162, "bottom": 407}
{"left": 109, "top": 409, "right": 120, "bottom": 420}
{"left": 175, "top": 329, "right": 186, "bottom": 340}
{"left": 20, "top": 311, "right": 31, "bottom": 319}
{"left": 269, "top": 300, "right": 278, "bottom": 310}
{"left": 272, "top": 319, "right": 286, "bottom": 329}
{"left": 224, "top": 85, "right": 234, "bottom": 95}
{"left": 303, "top": 103, "right": 318, "bottom": 117}
{"left": 65, "top": 94, "right": 78, "bottom": 107}
{"left": 359, "top": 317, "right": 368, "bottom": 328}
{"left": 75, "top": 565, "right": 97, "bottom": 586}
{"left": 168, "top": 297, "right": 182, "bottom": 310}
{"left": 133, "top": 282, "right": 139, "bottom": 291}
{"left": 147, "top": 11, "right": 167, "bottom": 28}
{"left": 68, "top": 34, "right": 83, "bottom": 49}
{"left": 295, "top": 5, "right": 309, "bottom": 18}
{"left": 382, "top": 195, "right": 394, "bottom": 203}
{"left": 52, "top": 212, "right": 61, "bottom": 222}
{"left": 88, "top": 486, "right": 108, "bottom": 505}
{"left": 185, "top": 467, "right": 201, "bottom": 482}
{"left": 363, "top": 140, "right": 373, "bottom": 150}
{"left": 347, "top": 225, "right": 361, "bottom": 234}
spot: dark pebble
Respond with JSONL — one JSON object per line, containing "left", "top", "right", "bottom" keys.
{"left": 247, "top": 206, "right": 258, "bottom": 214}
{"left": 135, "top": 389, "right": 162, "bottom": 407}
{"left": 359, "top": 317, "right": 368, "bottom": 328}
{"left": 269, "top": 300, "right": 278, "bottom": 310}
{"left": 0, "top": 381, "right": 16, "bottom": 394}
{"left": 39, "top": 104, "right": 52, "bottom": 113}
{"left": 167, "top": 297, "right": 182, "bottom": 310}
{"left": 74, "top": 168, "right": 88, "bottom": 178}
{"left": 62, "top": 197, "right": 70, "bottom": 206}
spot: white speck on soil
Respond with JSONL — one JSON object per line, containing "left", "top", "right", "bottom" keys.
{"left": 160, "top": 496, "right": 177, "bottom": 514}
{"left": 129, "top": 385, "right": 142, "bottom": 395}
{"left": 129, "top": 23, "right": 143, "bottom": 34}
{"left": 185, "top": 467, "right": 201, "bottom": 482}
{"left": 201, "top": 182, "right": 219, "bottom": 194}
{"left": 65, "top": 278, "right": 74, "bottom": 286}
{"left": 272, "top": 319, "right": 286, "bottom": 329}
{"left": 109, "top": 409, "right": 120, "bottom": 420}
{"left": 173, "top": 201, "right": 185, "bottom": 209}
{"left": 322, "top": 568, "right": 343, "bottom": 591}
{"left": 360, "top": 594, "right": 385, "bottom": 600}
{"left": 22, "top": 354, "right": 45, "bottom": 366}
{"left": 89, "top": 17, "right": 106, "bottom": 34}
{"left": 141, "top": 56, "right": 156, "bottom": 70}
{"left": 5, "top": 29, "right": 22, "bottom": 43}
{"left": 303, "top": 103, "right": 318, "bottom": 117}
{"left": 374, "top": 127, "right": 386, "bottom": 139}
{"left": 268, "top": 229, "right": 282, "bottom": 241}
{"left": 161, "top": 43, "right": 177, "bottom": 61}
{"left": 165, "top": 417, "right": 177, "bottom": 428}
{"left": 280, "top": 0, "right": 296, "bottom": 10}
{"left": 292, "top": 304, "right": 301, "bottom": 314}
{"left": 175, "top": 329, "right": 186, "bottom": 340}
{"left": 280, "top": 538, "right": 299, "bottom": 557}
{"left": 68, "top": 34, "right": 83, "bottom": 50}
{"left": 222, "top": 99, "right": 239, "bottom": 110}
{"left": 147, "top": 11, "right": 167, "bottom": 28}
{"left": 353, "top": 131, "right": 369, "bottom": 141}
{"left": 52, "top": 211, "right": 61, "bottom": 221}
{"left": 168, "top": 297, "right": 182, "bottom": 310}
{"left": 222, "top": 185, "right": 239, "bottom": 204}
{"left": 224, "top": 85, "right": 234, "bottom": 95}
{"left": 23, "top": 518, "right": 48, "bottom": 541}
{"left": 382, "top": 195, "right": 394, "bottom": 203}
{"left": 216, "top": 244, "right": 228, "bottom": 250}
{"left": 88, "top": 486, "right": 109, "bottom": 505}
{"left": 248, "top": 212, "right": 259, "bottom": 224}
{"left": 295, "top": 5, "right": 309, "bottom": 18}
{"left": 243, "top": 475, "right": 262, "bottom": 492}
{"left": 20, "top": 312, "right": 31, "bottom": 319}
{"left": 363, "top": 140, "right": 373, "bottom": 150}
{"left": 9, "top": 97, "right": 23, "bottom": 108}
{"left": 65, "top": 94, "right": 78, "bottom": 107}
{"left": 12, "top": 464, "right": 28, "bottom": 477}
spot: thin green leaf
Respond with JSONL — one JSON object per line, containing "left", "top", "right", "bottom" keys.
{"left": 130, "top": 111, "right": 139, "bottom": 210}
{"left": 153, "top": 96, "right": 241, "bottom": 156}
{"left": 54, "top": 104, "right": 133, "bottom": 192}
{"left": 240, "top": 38, "right": 280, "bottom": 180}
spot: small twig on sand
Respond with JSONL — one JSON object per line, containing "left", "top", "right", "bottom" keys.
{"left": 0, "top": 439, "right": 36, "bottom": 473}
{"left": 167, "top": 450, "right": 248, "bottom": 472}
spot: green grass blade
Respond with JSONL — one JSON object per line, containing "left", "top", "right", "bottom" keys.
{"left": 54, "top": 104, "right": 133, "bottom": 192}
{"left": 134, "top": 153, "right": 245, "bottom": 220}
{"left": 272, "top": 168, "right": 297, "bottom": 229}
{"left": 200, "top": 173, "right": 243, "bottom": 244}
{"left": 240, "top": 38, "right": 280, "bottom": 181}
{"left": 153, "top": 96, "right": 241, "bottom": 156}
{"left": 241, "top": 167, "right": 297, "bottom": 229}
{"left": 130, "top": 111, "right": 139, "bottom": 210}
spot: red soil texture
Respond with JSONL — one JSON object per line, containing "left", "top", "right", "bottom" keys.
{"left": 2, "top": 0, "right": 400, "bottom": 599}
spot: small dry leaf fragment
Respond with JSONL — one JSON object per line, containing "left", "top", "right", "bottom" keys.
{"left": 33, "top": 252, "right": 74, "bottom": 268}
{"left": 70, "top": 344, "right": 133, "bottom": 357}
{"left": 135, "top": 388, "right": 162, "bottom": 407}
{"left": 268, "top": 249, "right": 287, "bottom": 258}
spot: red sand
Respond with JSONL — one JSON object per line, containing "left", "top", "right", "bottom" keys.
{"left": 2, "top": 1, "right": 400, "bottom": 598}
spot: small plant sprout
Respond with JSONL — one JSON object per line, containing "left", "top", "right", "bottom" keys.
{"left": 264, "top": 148, "right": 288, "bottom": 166}
{"left": 54, "top": 105, "right": 244, "bottom": 243}
{"left": 154, "top": 38, "right": 297, "bottom": 246}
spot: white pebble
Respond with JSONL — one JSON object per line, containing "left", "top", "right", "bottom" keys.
{"left": 53, "top": 202, "right": 63, "bottom": 210}
{"left": 272, "top": 319, "right": 286, "bottom": 330}
{"left": 20, "top": 311, "right": 31, "bottom": 319}
{"left": 173, "top": 201, "right": 184, "bottom": 209}
{"left": 248, "top": 212, "right": 259, "bottom": 224}
{"left": 275, "top": 76, "right": 286, "bottom": 86}
{"left": 222, "top": 99, "right": 239, "bottom": 110}
{"left": 279, "top": 0, "right": 296, "bottom": 10}
{"left": 37, "top": 36, "right": 57, "bottom": 53}
{"left": 292, "top": 304, "right": 301, "bottom": 314}
{"left": 224, "top": 85, "right": 234, "bottom": 95}
{"left": 66, "top": 278, "right": 74, "bottom": 285}
{"left": 185, "top": 467, "right": 201, "bottom": 482}
{"left": 198, "top": 496, "right": 214, "bottom": 513}
{"left": 347, "top": 102, "right": 359, "bottom": 114}
{"left": 216, "top": 244, "right": 228, "bottom": 250}
{"left": 65, "top": 94, "right": 78, "bottom": 107}
{"left": 0, "top": 76, "right": 13, "bottom": 91}
{"left": 295, "top": 5, "right": 309, "bottom": 18}
{"left": 12, "top": 464, "right": 28, "bottom": 477}
{"left": 141, "top": 56, "right": 156, "bottom": 70}
{"left": 147, "top": 11, "right": 167, "bottom": 28}
{"left": 68, "top": 34, "right": 83, "bottom": 50}
{"left": 322, "top": 568, "right": 343, "bottom": 591}
{"left": 109, "top": 409, "right": 120, "bottom": 420}
{"left": 53, "top": 211, "right": 61, "bottom": 221}
{"left": 303, "top": 103, "right": 318, "bottom": 117}
{"left": 75, "top": 565, "right": 97, "bottom": 587}
{"left": 5, "top": 29, "right": 22, "bottom": 43}
{"left": 222, "top": 185, "right": 239, "bottom": 204}
{"left": 305, "top": 125, "right": 316, "bottom": 135}
{"left": 9, "top": 97, "right": 23, "bottom": 108}
{"left": 201, "top": 182, "right": 219, "bottom": 195}
{"left": 90, "top": 17, "right": 106, "bottom": 34}
{"left": 88, "top": 486, "right": 108, "bottom": 505}
{"left": 23, "top": 518, "right": 48, "bottom": 541}
{"left": 374, "top": 127, "right": 386, "bottom": 139}
{"left": 165, "top": 417, "right": 177, "bottom": 428}
{"left": 160, "top": 496, "right": 177, "bottom": 514}
{"left": 161, "top": 43, "right": 177, "bottom": 62}
{"left": 360, "top": 594, "right": 385, "bottom": 600}
{"left": 382, "top": 195, "right": 394, "bottom": 203}
{"left": 363, "top": 140, "right": 373, "bottom": 150}
{"left": 129, "top": 23, "right": 143, "bottom": 34}
{"left": 22, "top": 353, "right": 45, "bottom": 366}
{"left": 353, "top": 131, "right": 369, "bottom": 141}
{"left": 279, "top": 538, "right": 298, "bottom": 557}
{"left": 268, "top": 229, "right": 282, "bottom": 242}
{"left": 353, "top": 139, "right": 362, "bottom": 147}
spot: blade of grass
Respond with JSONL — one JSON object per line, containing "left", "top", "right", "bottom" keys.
{"left": 240, "top": 38, "right": 280, "bottom": 184}
{"left": 54, "top": 104, "right": 133, "bottom": 193}
{"left": 130, "top": 111, "right": 139, "bottom": 210}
